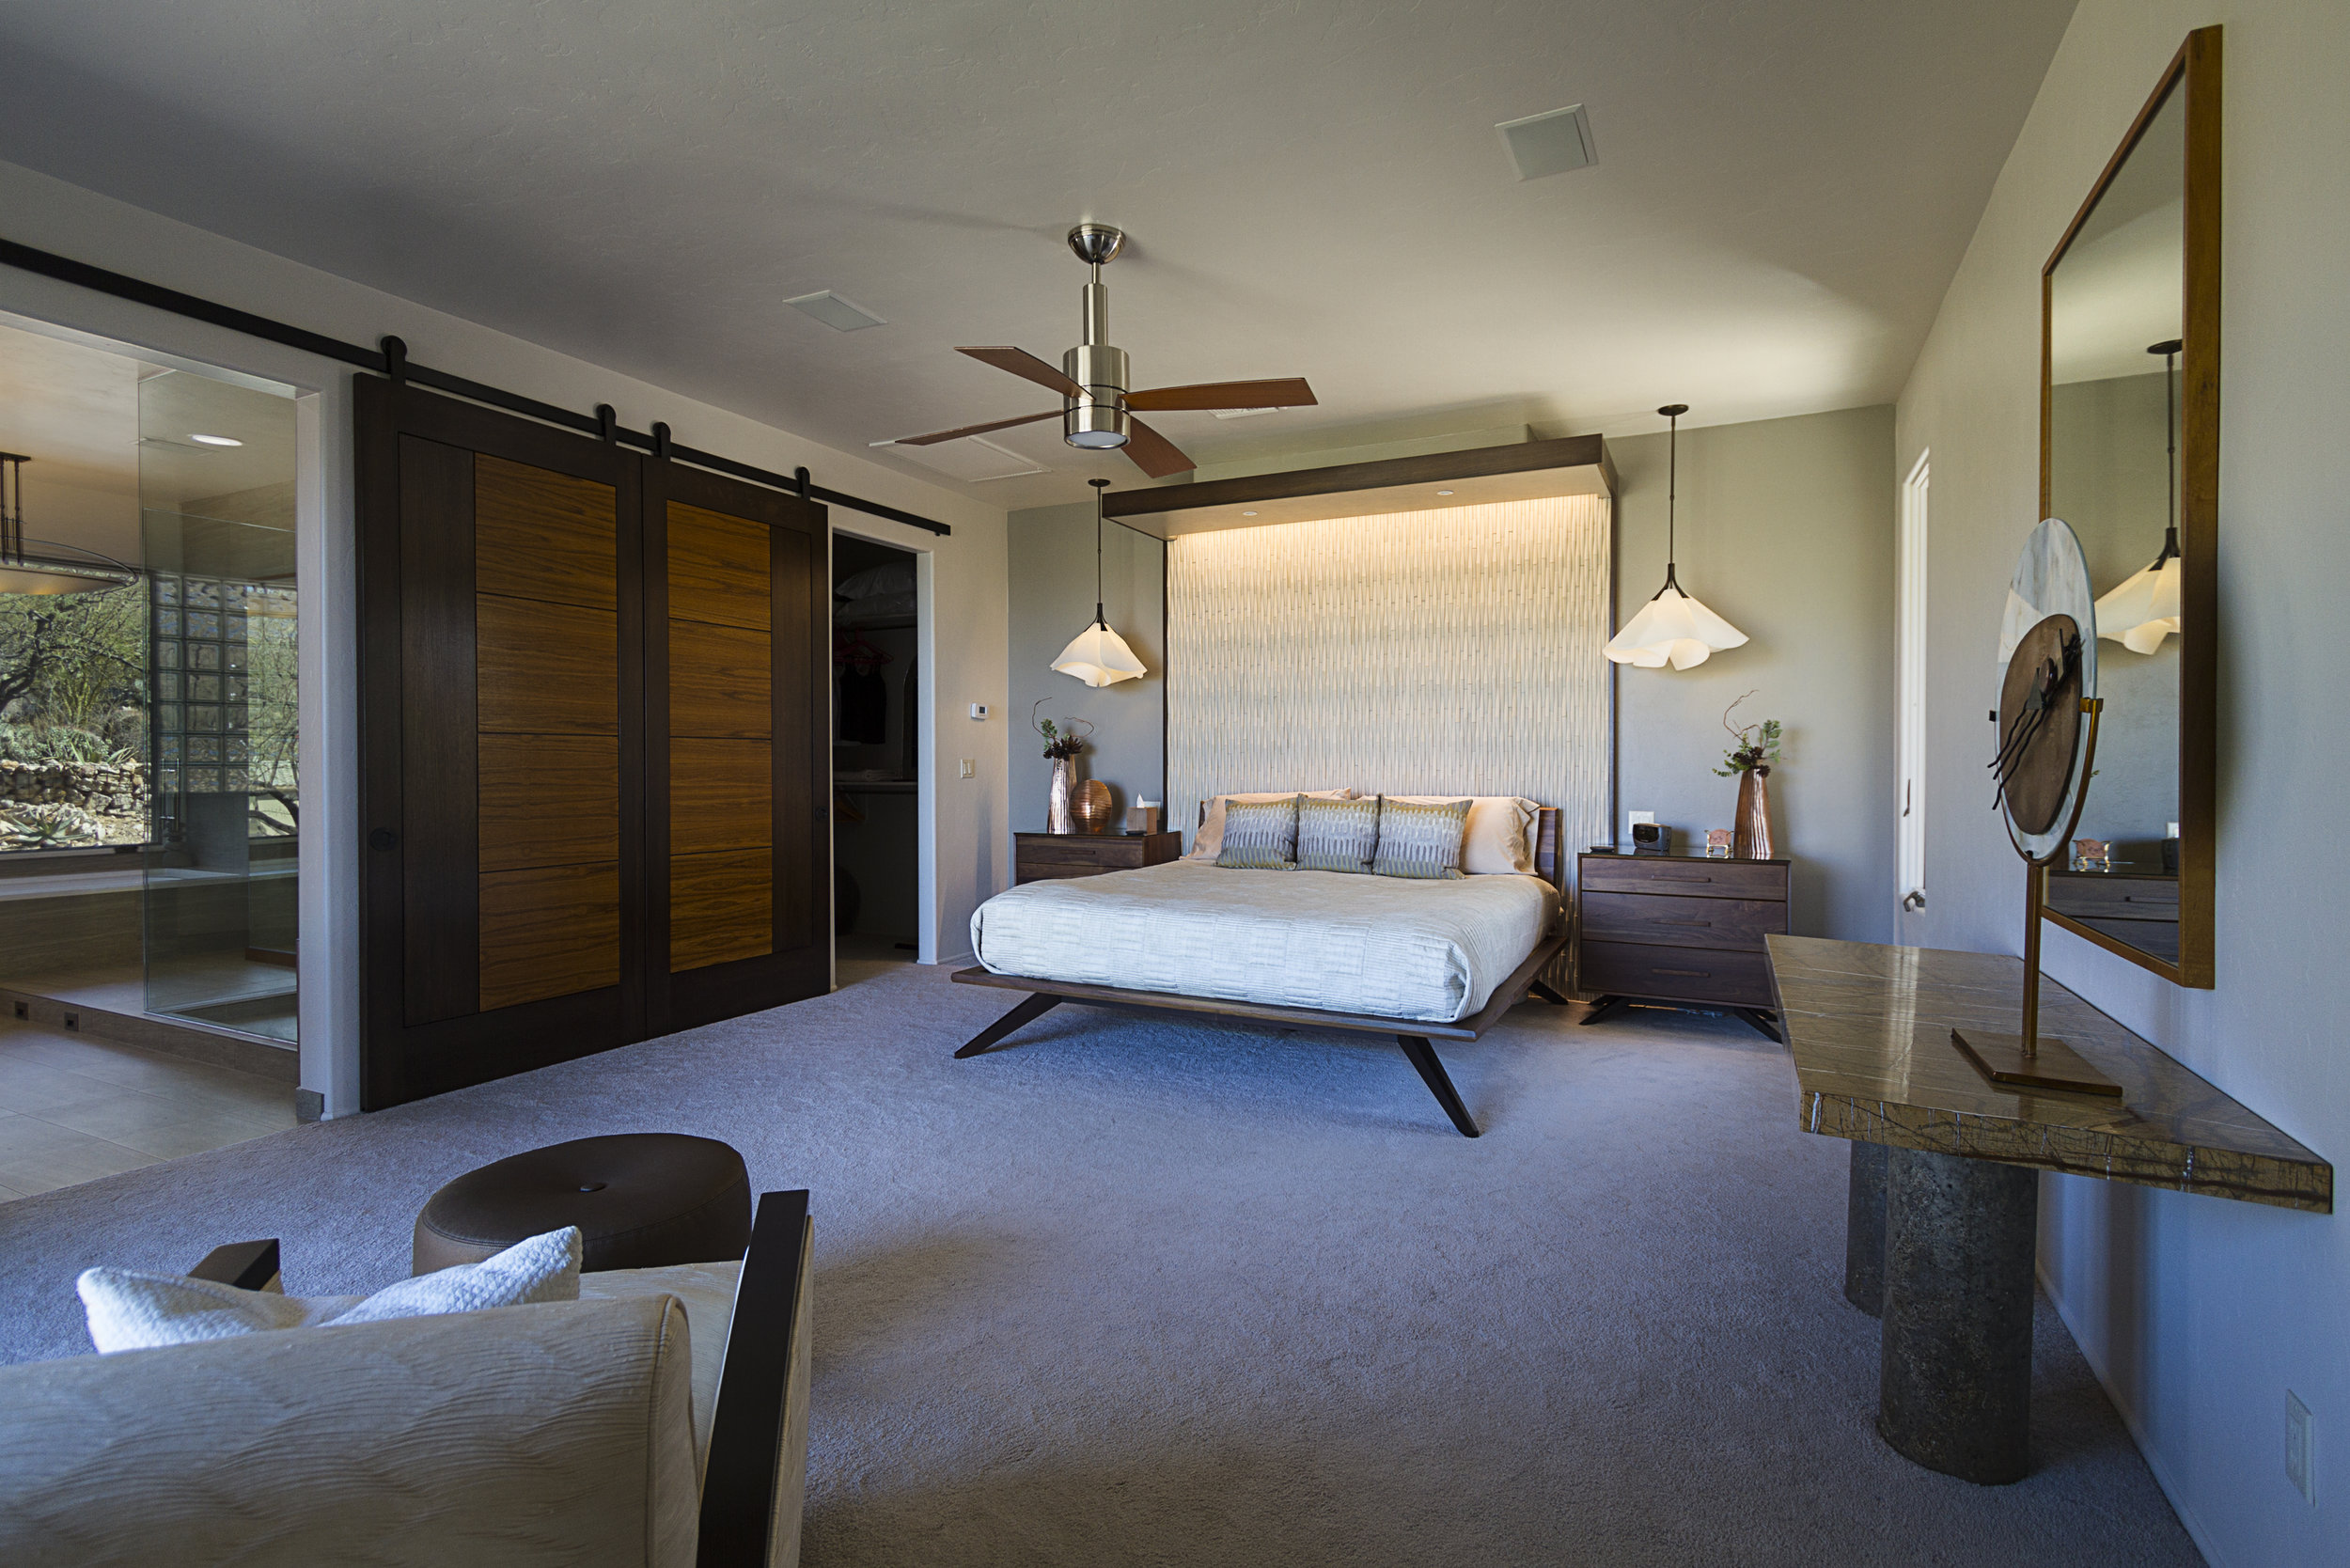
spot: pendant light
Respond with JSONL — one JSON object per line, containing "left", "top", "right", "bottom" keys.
{"left": 1051, "top": 478, "right": 1147, "bottom": 687}
{"left": 0, "top": 454, "right": 136, "bottom": 597}
{"left": 1605, "top": 404, "right": 1748, "bottom": 670}
{"left": 2092, "top": 340, "right": 2184, "bottom": 655}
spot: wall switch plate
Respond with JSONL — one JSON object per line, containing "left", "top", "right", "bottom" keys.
{"left": 1628, "top": 810, "right": 1655, "bottom": 827}
{"left": 969, "top": 703, "right": 989, "bottom": 720}
{"left": 959, "top": 758, "right": 975, "bottom": 779}
{"left": 2288, "top": 1390, "right": 2315, "bottom": 1504}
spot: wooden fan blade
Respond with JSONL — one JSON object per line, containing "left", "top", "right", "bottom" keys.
{"left": 1121, "top": 416, "right": 1195, "bottom": 478}
{"left": 957, "top": 346, "right": 1083, "bottom": 399}
{"left": 1124, "top": 377, "right": 1317, "bottom": 412}
{"left": 888, "top": 409, "right": 1059, "bottom": 447}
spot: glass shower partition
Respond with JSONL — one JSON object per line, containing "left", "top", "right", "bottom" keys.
{"left": 137, "top": 370, "right": 298, "bottom": 1043}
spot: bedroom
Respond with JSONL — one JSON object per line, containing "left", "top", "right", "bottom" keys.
{"left": 0, "top": 2, "right": 2343, "bottom": 1566}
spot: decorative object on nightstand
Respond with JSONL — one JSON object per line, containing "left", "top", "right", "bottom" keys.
{"left": 1072, "top": 779, "right": 1114, "bottom": 833}
{"left": 1126, "top": 799, "right": 1162, "bottom": 834}
{"left": 1713, "top": 692, "right": 1780, "bottom": 860}
{"left": 2071, "top": 837, "right": 2110, "bottom": 871}
{"left": 1603, "top": 404, "right": 1748, "bottom": 670}
{"left": 1033, "top": 699, "right": 1091, "bottom": 835}
{"left": 1630, "top": 822, "right": 1672, "bottom": 855}
{"left": 1574, "top": 847, "right": 1790, "bottom": 1040}
{"left": 1015, "top": 829, "right": 1183, "bottom": 885}
{"left": 1704, "top": 828, "right": 1733, "bottom": 858}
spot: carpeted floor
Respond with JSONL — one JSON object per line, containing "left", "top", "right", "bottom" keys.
{"left": 0, "top": 964, "right": 2201, "bottom": 1566}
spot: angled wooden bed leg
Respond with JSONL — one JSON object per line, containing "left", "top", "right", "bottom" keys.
{"left": 1530, "top": 979, "right": 1574, "bottom": 1006}
{"left": 955, "top": 993, "right": 1063, "bottom": 1058}
{"left": 1577, "top": 995, "right": 1628, "bottom": 1027}
{"left": 1395, "top": 1035, "right": 1481, "bottom": 1137}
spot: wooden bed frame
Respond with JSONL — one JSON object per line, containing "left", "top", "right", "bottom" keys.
{"left": 949, "top": 807, "right": 1574, "bottom": 1137}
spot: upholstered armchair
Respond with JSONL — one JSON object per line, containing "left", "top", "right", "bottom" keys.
{"left": 0, "top": 1190, "right": 812, "bottom": 1568}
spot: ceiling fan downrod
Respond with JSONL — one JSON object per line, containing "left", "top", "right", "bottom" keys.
{"left": 1062, "top": 223, "right": 1132, "bottom": 451}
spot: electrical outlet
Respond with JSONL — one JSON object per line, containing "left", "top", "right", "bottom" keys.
{"left": 959, "top": 758, "right": 975, "bottom": 779}
{"left": 2288, "top": 1390, "right": 2315, "bottom": 1504}
{"left": 1628, "top": 809, "right": 1655, "bottom": 827}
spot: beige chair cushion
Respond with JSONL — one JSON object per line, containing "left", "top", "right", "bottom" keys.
{"left": 0, "top": 1294, "right": 700, "bottom": 1568}
{"left": 583, "top": 1260, "right": 742, "bottom": 1473}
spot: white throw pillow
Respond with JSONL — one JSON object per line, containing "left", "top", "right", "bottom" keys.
{"left": 1384, "top": 796, "right": 1539, "bottom": 875}
{"left": 79, "top": 1227, "right": 584, "bottom": 1354}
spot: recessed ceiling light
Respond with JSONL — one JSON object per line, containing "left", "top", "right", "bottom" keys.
{"left": 784, "top": 290, "right": 887, "bottom": 332}
{"left": 1496, "top": 103, "right": 1596, "bottom": 181}
{"left": 1436, "top": 489, "right": 1454, "bottom": 496}
{"left": 188, "top": 433, "right": 243, "bottom": 447}
{"left": 1242, "top": 510, "right": 1259, "bottom": 517}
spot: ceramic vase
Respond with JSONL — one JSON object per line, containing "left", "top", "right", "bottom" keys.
{"left": 1048, "top": 759, "right": 1074, "bottom": 835}
{"left": 1733, "top": 769, "right": 1774, "bottom": 860}
{"left": 1072, "top": 779, "right": 1115, "bottom": 834}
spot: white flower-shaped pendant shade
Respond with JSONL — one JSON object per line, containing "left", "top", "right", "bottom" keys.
{"left": 1605, "top": 583, "right": 1750, "bottom": 670}
{"left": 2093, "top": 556, "right": 2180, "bottom": 655}
{"left": 1052, "top": 619, "right": 1146, "bottom": 687}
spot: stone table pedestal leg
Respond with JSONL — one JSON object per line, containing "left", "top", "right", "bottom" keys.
{"left": 1844, "top": 1141, "right": 1888, "bottom": 1316}
{"left": 1877, "top": 1146, "right": 2039, "bottom": 1484}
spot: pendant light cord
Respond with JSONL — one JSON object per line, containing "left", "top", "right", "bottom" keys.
{"left": 2163, "top": 347, "right": 2179, "bottom": 563}
{"left": 1654, "top": 403, "right": 1688, "bottom": 598}
{"left": 1089, "top": 477, "right": 1110, "bottom": 628}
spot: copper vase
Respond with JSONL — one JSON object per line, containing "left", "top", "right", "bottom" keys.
{"left": 1732, "top": 769, "right": 1774, "bottom": 860}
{"left": 1072, "top": 779, "right": 1115, "bottom": 834}
{"left": 1047, "top": 759, "right": 1073, "bottom": 835}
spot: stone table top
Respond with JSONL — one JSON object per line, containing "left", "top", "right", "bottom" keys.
{"left": 1766, "top": 935, "right": 2331, "bottom": 1213}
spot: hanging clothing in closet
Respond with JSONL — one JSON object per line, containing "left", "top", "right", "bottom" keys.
{"left": 839, "top": 666, "right": 887, "bottom": 744}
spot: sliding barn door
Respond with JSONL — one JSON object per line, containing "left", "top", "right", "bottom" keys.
{"left": 644, "top": 460, "right": 830, "bottom": 1033}
{"left": 358, "top": 378, "right": 829, "bottom": 1109}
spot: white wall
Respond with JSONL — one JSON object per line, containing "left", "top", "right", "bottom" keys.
{"left": 0, "top": 158, "right": 1011, "bottom": 1113}
{"left": 1895, "top": 4, "right": 2348, "bottom": 1561}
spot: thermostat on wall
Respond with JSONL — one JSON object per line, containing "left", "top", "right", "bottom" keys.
{"left": 969, "top": 703, "right": 989, "bottom": 720}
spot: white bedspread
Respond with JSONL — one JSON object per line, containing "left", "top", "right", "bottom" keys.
{"left": 969, "top": 861, "right": 1559, "bottom": 1024}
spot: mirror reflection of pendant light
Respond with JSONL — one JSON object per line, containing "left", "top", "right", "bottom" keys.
{"left": 1051, "top": 478, "right": 1147, "bottom": 687}
{"left": 1604, "top": 404, "right": 1749, "bottom": 670}
{"left": 2092, "top": 340, "right": 2184, "bottom": 655}
{"left": 0, "top": 454, "right": 137, "bottom": 597}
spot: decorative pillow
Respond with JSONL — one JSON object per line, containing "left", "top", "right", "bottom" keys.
{"left": 1189, "top": 790, "right": 1355, "bottom": 859}
{"left": 1371, "top": 797, "right": 1473, "bottom": 880}
{"left": 79, "top": 1227, "right": 584, "bottom": 1354}
{"left": 1216, "top": 795, "right": 1301, "bottom": 869}
{"left": 1386, "top": 795, "right": 1540, "bottom": 875}
{"left": 1295, "top": 795, "right": 1382, "bottom": 873}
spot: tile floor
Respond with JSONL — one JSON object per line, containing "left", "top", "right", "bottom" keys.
{"left": 0, "top": 1020, "right": 295, "bottom": 1202}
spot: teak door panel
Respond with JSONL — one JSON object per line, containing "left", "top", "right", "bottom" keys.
{"left": 667, "top": 619, "right": 773, "bottom": 737}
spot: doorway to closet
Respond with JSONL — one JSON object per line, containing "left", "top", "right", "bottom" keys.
{"left": 830, "top": 534, "right": 918, "bottom": 986}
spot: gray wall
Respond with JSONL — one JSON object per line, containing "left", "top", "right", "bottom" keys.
{"left": 1613, "top": 404, "right": 1897, "bottom": 944}
{"left": 1006, "top": 502, "right": 1167, "bottom": 831}
{"left": 1895, "top": 2, "right": 2350, "bottom": 1560}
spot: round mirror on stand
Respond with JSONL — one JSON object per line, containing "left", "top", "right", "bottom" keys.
{"left": 1951, "top": 518, "right": 2123, "bottom": 1097}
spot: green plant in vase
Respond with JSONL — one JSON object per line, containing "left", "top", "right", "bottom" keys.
{"left": 1033, "top": 699, "right": 1092, "bottom": 834}
{"left": 1713, "top": 692, "right": 1781, "bottom": 859}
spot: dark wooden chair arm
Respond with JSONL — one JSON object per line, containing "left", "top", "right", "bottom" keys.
{"left": 697, "top": 1189, "right": 811, "bottom": 1568}
{"left": 188, "top": 1238, "right": 282, "bottom": 1293}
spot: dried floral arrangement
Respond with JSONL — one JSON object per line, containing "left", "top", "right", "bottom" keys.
{"left": 1032, "top": 698, "right": 1092, "bottom": 761}
{"left": 1714, "top": 691, "right": 1783, "bottom": 777}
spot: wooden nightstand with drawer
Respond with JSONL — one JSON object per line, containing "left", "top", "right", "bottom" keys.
{"left": 1574, "top": 849, "right": 1791, "bottom": 1040}
{"left": 1014, "top": 831, "right": 1184, "bottom": 885}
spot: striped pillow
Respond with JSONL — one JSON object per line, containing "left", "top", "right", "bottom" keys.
{"left": 1215, "top": 795, "right": 1300, "bottom": 870}
{"left": 1294, "top": 795, "right": 1382, "bottom": 873}
{"left": 1371, "top": 797, "right": 1472, "bottom": 880}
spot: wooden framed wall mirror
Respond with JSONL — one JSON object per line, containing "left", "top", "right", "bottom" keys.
{"left": 2038, "top": 26, "right": 2219, "bottom": 986}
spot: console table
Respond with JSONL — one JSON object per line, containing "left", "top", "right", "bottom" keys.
{"left": 1575, "top": 848, "right": 1790, "bottom": 1039}
{"left": 1767, "top": 934, "right": 2329, "bottom": 1484}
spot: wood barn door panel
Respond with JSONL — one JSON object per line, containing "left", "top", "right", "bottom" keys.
{"left": 670, "top": 849, "right": 776, "bottom": 972}
{"left": 769, "top": 525, "right": 819, "bottom": 954}
{"left": 667, "top": 618, "right": 773, "bottom": 737}
{"left": 479, "top": 862, "right": 622, "bottom": 1010}
{"left": 478, "top": 732, "right": 619, "bottom": 874}
{"left": 473, "top": 455, "right": 619, "bottom": 610}
{"left": 671, "top": 737, "right": 773, "bottom": 855}
{"left": 667, "top": 504, "right": 773, "bottom": 631}
{"left": 476, "top": 595, "right": 619, "bottom": 733}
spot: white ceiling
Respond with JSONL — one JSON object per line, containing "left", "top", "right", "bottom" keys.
{"left": 0, "top": 0, "right": 2076, "bottom": 510}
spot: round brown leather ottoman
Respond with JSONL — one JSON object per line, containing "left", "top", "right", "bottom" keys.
{"left": 412, "top": 1133, "right": 752, "bottom": 1276}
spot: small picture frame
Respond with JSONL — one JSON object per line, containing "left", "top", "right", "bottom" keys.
{"left": 1705, "top": 828, "right": 1733, "bottom": 859}
{"left": 2072, "top": 838, "right": 2110, "bottom": 872}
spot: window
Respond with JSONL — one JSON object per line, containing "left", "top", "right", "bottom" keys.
{"left": 1896, "top": 451, "right": 1929, "bottom": 911}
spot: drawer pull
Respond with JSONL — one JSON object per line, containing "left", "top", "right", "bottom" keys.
{"left": 1655, "top": 967, "right": 1711, "bottom": 978}
{"left": 1653, "top": 917, "right": 1714, "bottom": 927}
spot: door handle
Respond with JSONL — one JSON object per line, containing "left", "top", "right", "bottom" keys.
{"left": 368, "top": 828, "right": 399, "bottom": 852}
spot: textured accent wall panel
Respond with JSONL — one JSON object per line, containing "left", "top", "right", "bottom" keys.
{"left": 1167, "top": 495, "right": 1612, "bottom": 861}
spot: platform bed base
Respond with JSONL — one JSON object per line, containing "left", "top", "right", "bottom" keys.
{"left": 949, "top": 932, "right": 1572, "bottom": 1137}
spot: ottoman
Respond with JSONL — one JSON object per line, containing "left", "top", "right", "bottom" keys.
{"left": 413, "top": 1133, "right": 753, "bottom": 1275}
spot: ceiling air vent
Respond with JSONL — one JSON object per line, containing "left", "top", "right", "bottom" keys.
{"left": 784, "top": 290, "right": 887, "bottom": 332}
{"left": 1496, "top": 104, "right": 1595, "bottom": 181}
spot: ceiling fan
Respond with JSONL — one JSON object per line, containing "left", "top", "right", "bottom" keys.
{"left": 877, "top": 224, "right": 1317, "bottom": 478}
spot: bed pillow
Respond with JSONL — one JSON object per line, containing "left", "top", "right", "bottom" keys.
{"left": 1190, "top": 790, "right": 1355, "bottom": 859}
{"left": 1215, "top": 795, "right": 1301, "bottom": 869}
{"left": 1294, "top": 795, "right": 1382, "bottom": 873}
{"left": 1385, "top": 795, "right": 1539, "bottom": 875}
{"left": 1371, "top": 797, "right": 1473, "bottom": 880}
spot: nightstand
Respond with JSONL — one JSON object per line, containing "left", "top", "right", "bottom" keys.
{"left": 1574, "top": 848, "right": 1791, "bottom": 1040}
{"left": 1014, "top": 831, "right": 1183, "bottom": 885}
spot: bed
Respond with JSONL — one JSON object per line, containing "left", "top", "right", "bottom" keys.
{"left": 950, "top": 807, "right": 1571, "bottom": 1137}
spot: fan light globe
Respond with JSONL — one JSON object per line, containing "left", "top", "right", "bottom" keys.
{"left": 1052, "top": 621, "right": 1146, "bottom": 687}
{"left": 1604, "top": 584, "right": 1749, "bottom": 670}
